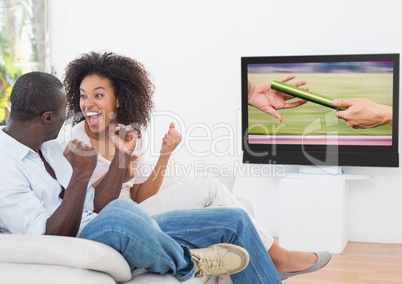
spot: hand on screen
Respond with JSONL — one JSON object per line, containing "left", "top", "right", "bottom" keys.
{"left": 333, "top": 98, "right": 392, "bottom": 129}
{"left": 248, "top": 75, "right": 308, "bottom": 122}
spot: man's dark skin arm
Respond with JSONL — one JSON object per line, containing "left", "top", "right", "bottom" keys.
{"left": 93, "top": 151, "right": 132, "bottom": 213}
{"left": 93, "top": 125, "right": 138, "bottom": 213}
{"left": 45, "top": 140, "right": 97, "bottom": 236}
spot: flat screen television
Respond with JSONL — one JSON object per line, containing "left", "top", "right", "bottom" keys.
{"left": 241, "top": 53, "right": 399, "bottom": 170}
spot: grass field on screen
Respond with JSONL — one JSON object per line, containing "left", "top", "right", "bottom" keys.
{"left": 248, "top": 73, "right": 393, "bottom": 137}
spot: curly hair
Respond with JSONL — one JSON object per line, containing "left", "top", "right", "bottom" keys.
{"left": 63, "top": 51, "right": 154, "bottom": 128}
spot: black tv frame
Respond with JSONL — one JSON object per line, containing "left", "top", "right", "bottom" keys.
{"left": 241, "top": 53, "right": 400, "bottom": 168}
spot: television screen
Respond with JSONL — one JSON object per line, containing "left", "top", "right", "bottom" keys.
{"left": 241, "top": 53, "right": 399, "bottom": 168}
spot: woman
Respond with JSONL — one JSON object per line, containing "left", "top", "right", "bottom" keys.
{"left": 59, "top": 51, "right": 331, "bottom": 280}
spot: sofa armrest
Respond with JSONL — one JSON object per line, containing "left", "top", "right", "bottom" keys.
{"left": 0, "top": 234, "right": 132, "bottom": 283}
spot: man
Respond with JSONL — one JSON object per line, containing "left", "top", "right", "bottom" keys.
{"left": 0, "top": 72, "right": 282, "bottom": 283}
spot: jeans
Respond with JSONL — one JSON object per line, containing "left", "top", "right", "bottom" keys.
{"left": 80, "top": 199, "right": 281, "bottom": 283}
{"left": 139, "top": 174, "right": 274, "bottom": 251}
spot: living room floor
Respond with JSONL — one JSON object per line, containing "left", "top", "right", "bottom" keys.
{"left": 282, "top": 241, "right": 402, "bottom": 284}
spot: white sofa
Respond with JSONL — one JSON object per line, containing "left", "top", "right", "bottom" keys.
{"left": 0, "top": 234, "right": 229, "bottom": 284}
{"left": 0, "top": 169, "right": 252, "bottom": 284}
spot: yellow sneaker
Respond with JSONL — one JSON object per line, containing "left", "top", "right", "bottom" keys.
{"left": 190, "top": 244, "right": 250, "bottom": 277}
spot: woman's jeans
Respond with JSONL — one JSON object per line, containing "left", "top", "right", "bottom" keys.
{"left": 79, "top": 199, "right": 281, "bottom": 283}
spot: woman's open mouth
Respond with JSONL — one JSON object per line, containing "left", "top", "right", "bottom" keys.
{"left": 86, "top": 111, "right": 101, "bottom": 127}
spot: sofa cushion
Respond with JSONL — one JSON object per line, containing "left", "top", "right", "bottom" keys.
{"left": 0, "top": 234, "right": 132, "bottom": 283}
{"left": 0, "top": 263, "right": 118, "bottom": 284}
{"left": 130, "top": 269, "right": 224, "bottom": 283}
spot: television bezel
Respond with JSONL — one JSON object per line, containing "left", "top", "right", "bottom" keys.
{"left": 241, "top": 53, "right": 400, "bottom": 168}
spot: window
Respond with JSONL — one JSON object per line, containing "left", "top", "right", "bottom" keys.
{"left": 0, "top": 0, "right": 49, "bottom": 124}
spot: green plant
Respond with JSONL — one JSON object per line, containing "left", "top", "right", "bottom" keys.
{"left": 0, "top": 0, "right": 45, "bottom": 125}
{"left": 0, "top": 38, "right": 23, "bottom": 124}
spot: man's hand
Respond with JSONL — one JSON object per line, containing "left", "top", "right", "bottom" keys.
{"left": 333, "top": 98, "right": 393, "bottom": 128}
{"left": 160, "top": 122, "right": 182, "bottom": 156}
{"left": 63, "top": 139, "right": 97, "bottom": 178}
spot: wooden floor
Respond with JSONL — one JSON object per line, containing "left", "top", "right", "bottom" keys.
{"left": 283, "top": 241, "right": 402, "bottom": 284}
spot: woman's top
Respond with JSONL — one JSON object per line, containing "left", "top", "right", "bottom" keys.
{"left": 57, "top": 121, "right": 150, "bottom": 198}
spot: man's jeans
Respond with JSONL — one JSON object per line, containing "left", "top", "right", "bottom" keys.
{"left": 80, "top": 199, "right": 281, "bottom": 283}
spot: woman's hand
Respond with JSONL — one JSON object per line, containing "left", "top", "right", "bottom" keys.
{"left": 248, "top": 74, "right": 308, "bottom": 122}
{"left": 160, "top": 122, "right": 182, "bottom": 156}
{"left": 109, "top": 124, "right": 138, "bottom": 155}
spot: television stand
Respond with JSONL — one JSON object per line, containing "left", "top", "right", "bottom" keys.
{"left": 278, "top": 167, "right": 372, "bottom": 254}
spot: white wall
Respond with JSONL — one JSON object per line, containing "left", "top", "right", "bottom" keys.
{"left": 50, "top": 0, "right": 402, "bottom": 244}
